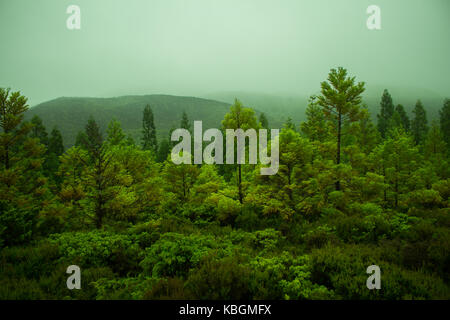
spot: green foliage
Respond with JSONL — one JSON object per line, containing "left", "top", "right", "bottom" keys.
{"left": 2, "top": 80, "right": 450, "bottom": 300}
{"left": 0, "top": 202, "right": 35, "bottom": 247}
{"left": 186, "top": 253, "right": 252, "bottom": 299}
{"left": 377, "top": 89, "right": 395, "bottom": 138}
{"left": 140, "top": 232, "right": 221, "bottom": 278}
{"left": 440, "top": 99, "right": 450, "bottom": 150}
{"left": 411, "top": 100, "right": 429, "bottom": 145}
{"left": 141, "top": 104, "right": 157, "bottom": 153}
{"left": 310, "top": 244, "right": 449, "bottom": 299}
{"left": 49, "top": 231, "right": 140, "bottom": 275}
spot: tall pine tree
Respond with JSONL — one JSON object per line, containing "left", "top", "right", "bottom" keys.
{"left": 222, "top": 99, "right": 259, "bottom": 203}
{"left": 141, "top": 104, "right": 157, "bottom": 153}
{"left": 377, "top": 89, "right": 395, "bottom": 138}
{"left": 0, "top": 89, "right": 48, "bottom": 245}
{"left": 411, "top": 100, "right": 428, "bottom": 145}
{"left": 395, "top": 104, "right": 410, "bottom": 132}
{"left": 48, "top": 127, "right": 64, "bottom": 156}
{"left": 317, "top": 67, "right": 365, "bottom": 191}
{"left": 30, "top": 115, "right": 49, "bottom": 147}
{"left": 180, "top": 111, "right": 191, "bottom": 131}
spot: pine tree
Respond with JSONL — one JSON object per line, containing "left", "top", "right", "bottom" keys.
{"left": 81, "top": 117, "right": 103, "bottom": 156}
{"left": 439, "top": 99, "right": 450, "bottom": 149}
{"left": 30, "top": 115, "right": 49, "bottom": 147}
{"left": 395, "top": 104, "right": 410, "bottom": 132}
{"left": 141, "top": 104, "right": 157, "bottom": 153}
{"left": 106, "top": 119, "right": 126, "bottom": 146}
{"left": 284, "top": 117, "right": 296, "bottom": 131}
{"left": 78, "top": 117, "right": 111, "bottom": 228}
{"left": 411, "top": 100, "right": 428, "bottom": 145}
{"left": 355, "top": 107, "right": 379, "bottom": 154}
{"left": 387, "top": 111, "right": 404, "bottom": 136}
{"left": 48, "top": 127, "right": 64, "bottom": 156}
{"left": 377, "top": 89, "right": 395, "bottom": 138}
{"left": 180, "top": 111, "right": 191, "bottom": 131}
{"left": 370, "top": 128, "right": 420, "bottom": 208}
{"left": 45, "top": 126, "right": 65, "bottom": 181}
{"left": 317, "top": 67, "right": 365, "bottom": 191}
{"left": 162, "top": 153, "right": 199, "bottom": 204}
{"left": 222, "top": 99, "right": 259, "bottom": 203}
{"left": 157, "top": 138, "right": 171, "bottom": 163}
{"left": 0, "top": 88, "right": 30, "bottom": 170}
{"left": 259, "top": 112, "right": 269, "bottom": 129}
{"left": 0, "top": 89, "right": 48, "bottom": 245}
{"left": 75, "top": 131, "right": 88, "bottom": 148}
{"left": 301, "top": 96, "right": 331, "bottom": 142}
{"left": 424, "top": 120, "right": 446, "bottom": 157}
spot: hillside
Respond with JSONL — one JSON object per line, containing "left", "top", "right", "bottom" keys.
{"left": 26, "top": 95, "right": 235, "bottom": 148}
{"left": 27, "top": 88, "right": 448, "bottom": 149}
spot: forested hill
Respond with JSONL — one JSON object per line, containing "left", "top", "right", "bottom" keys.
{"left": 26, "top": 88, "right": 446, "bottom": 149}
{"left": 26, "top": 95, "right": 234, "bottom": 147}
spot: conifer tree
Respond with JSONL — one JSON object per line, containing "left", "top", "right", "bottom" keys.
{"left": 377, "top": 89, "right": 395, "bottom": 138}
{"left": 259, "top": 112, "right": 269, "bottom": 129}
{"left": 45, "top": 126, "right": 65, "bottom": 181}
{"left": 30, "top": 115, "right": 49, "bottom": 147}
{"left": 48, "top": 127, "right": 64, "bottom": 156}
{"left": 0, "top": 89, "right": 48, "bottom": 245}
{"left": 157, "top": 138, "right": 171, "bottom": 163}
{"left": 395, "top": 104, "right": 410, "bottom": 132}
{"left": 142, "top": 104, "right": 157, "bottom": 153}
{"left": 424, "top": 120, "right": 446, "bottom": 157}
{"left": 78, "top": 117, "right": 111, "bottom": 228}
{"left": 222, "top": 99, "right": 259, "bottom": 203}
{"left": 317, "top": 67, "right": 365, "bottom": 191}
{"left": 411, "top": 100, "right": 428, "bottom": 145}
{"left": 301, "top": 96, "right": 331, "bottom": 142}
{"left": 106, "top": 119, "right": 126, "bottom": 146}
{"left": 180, "top": 111, "right": 191, "bottom": 131}
{"left": 439, "top": 99, "right": 450, "bottom": 149}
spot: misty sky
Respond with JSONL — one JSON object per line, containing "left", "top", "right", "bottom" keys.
{"left": 0, "top": 0, "right": 449, "bottom": 106}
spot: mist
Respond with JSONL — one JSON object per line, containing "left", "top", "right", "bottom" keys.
{"left": 0, "top": 0, "right": 449, "bottom": 106}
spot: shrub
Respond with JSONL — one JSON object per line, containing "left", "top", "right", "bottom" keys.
{"left": 186, "top": 253, "right": 252, "bottom": 299}
{"left": 49, "top": 231, "right": 141, "bottom": 275}
{"left": 310, "top": 244, "right": 450, "bottom": 299}
{"left": 140, "top": 233, "right": 219, "bottom": 278}
{"left": 0, "top": 202, "right": 36, "bottom": 247}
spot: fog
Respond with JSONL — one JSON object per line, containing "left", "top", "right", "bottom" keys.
{"left": 0, "top": 0, "right": 449, "bottom": 106}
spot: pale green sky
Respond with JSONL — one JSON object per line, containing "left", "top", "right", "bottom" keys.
{"left": 0, "top": 0, "right": 449, "bottom": 105}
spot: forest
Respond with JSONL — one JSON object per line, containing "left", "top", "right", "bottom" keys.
{"left": 0, "top": 67, "right": 449, "bottom": 300}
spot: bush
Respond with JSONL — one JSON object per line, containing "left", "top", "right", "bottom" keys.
{"left": 186, "top": 253, "right": 252, "bottom": 299}
{"left": 310, "top": 244, "right": 450, "bottom": 299}
{"left": 140, "top": 233, "right": 220, "bottom": 278}
{"left": 0, "top": 202, "right": 36, "bottom": 247}
{"left": 304, "top": 225, "right": 339, "bottom": 249}
{"left": 0, "top": 242, "right": 60, "bottom": 279}
{"left": 249, "top": 252, "right": 333, "bottom": 299}
{"left": 49, "top": 231, "right": 141, "bottom": 275}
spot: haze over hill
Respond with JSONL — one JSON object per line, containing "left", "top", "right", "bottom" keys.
{"left": 2, "top": 1, "right": 450, "bottom": 106}
{"left": 27, "top": 95, "right": 235, "bottom": 148}
{"left": 27, "top": 83, "right": 447, "bottom": 149}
